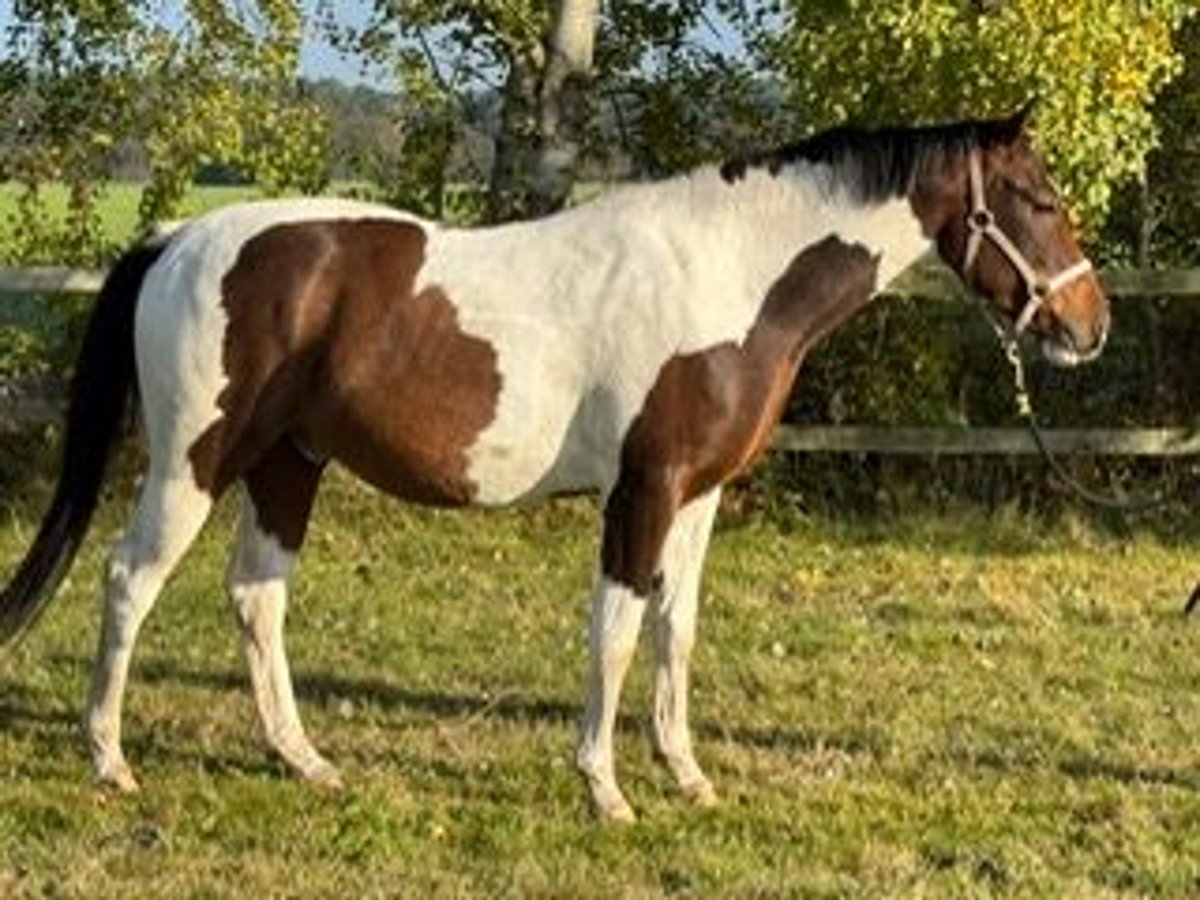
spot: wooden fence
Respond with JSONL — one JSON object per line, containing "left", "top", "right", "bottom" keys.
{"left": 2, "top": 262, "right": 1199, "bottom": 456}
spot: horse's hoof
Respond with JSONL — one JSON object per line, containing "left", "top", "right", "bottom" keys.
{"left": 95, "top": 762, "right": 140, "bottom": 794}
{"left": 595, "top": 796, "right": 636, "bottom": 824}
{"left": 681, "top": 777, "right": 717, "bottom": 808}
{"left": 304, "top": 763, "right": 344, "bottom": 791}
{"left": 584, "top": 778, "right": 636, "bottom": 823}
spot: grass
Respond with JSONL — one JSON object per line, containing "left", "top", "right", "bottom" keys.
{"left": 0, "top": 457, "right": 1199, "bottom": 897}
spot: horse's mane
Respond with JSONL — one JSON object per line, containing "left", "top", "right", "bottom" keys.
{"left": 719, "top": 115, "right": 1022, "bottom": 203}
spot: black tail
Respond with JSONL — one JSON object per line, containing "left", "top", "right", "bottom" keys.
{"left": 1187, "top": 582, "right": 1200, "bottom": 616}
{"left": 0, "top": 241, "right": 167, "bottom": 644}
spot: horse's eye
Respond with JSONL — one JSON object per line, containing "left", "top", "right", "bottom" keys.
{"left": 1003, "top": 176, "right": 1059, "bottom": 214}
{"left": 1029, "top": 191, "right": 1059, "bottom": 214}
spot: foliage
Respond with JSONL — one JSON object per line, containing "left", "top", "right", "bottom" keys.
{"left": 1105, "top": 13, "right": 1200, "bottom": 268}
{"left": 0, "top": 184, "right": 260, "bottom": 379}
{"left": 594, "top": 1, "right": 781, "bottom": 175}
{"left": 0, "top": 0, "right": 329, "bottom": 266}
{"left": 136, "top": 0, "right": 330, "bottom": 230}
{"left": 325, "top": 1, "right": 535, "bottom": 218}
{"left": 757, "top": 0, "right": 1196, "bottom": 231}
{"left": 338, "top": 1, "right": 770, "bottom": 221}
{"left": 789, "top": 288, "right": 1198, "bottom": 433}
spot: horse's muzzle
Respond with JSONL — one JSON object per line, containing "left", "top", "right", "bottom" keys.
{"left": 1039, "top": 312, "right": 1109, "bottom": 368}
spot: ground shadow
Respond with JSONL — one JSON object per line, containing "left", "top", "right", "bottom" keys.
{"left": 18, "top": 654, "right": 1199, "bottom": 794}
{"left": 34, "top": 653, "right": 887, "bottom": 764}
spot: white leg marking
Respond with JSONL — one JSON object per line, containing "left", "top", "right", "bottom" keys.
{"left": 227, "top": 492, "right": 340, "bottom": 788}
{"left": 576, "top": 576, "right": 647, "bottom": 822}
{"left": 85, "top": 472, "right": 212, "bottom": 792}
{"left": 652, "top": 489, "right": 720, "bottom": 806}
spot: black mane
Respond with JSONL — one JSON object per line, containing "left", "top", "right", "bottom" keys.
{"left": 719, "top": 115, "right": 1023, "bottom": 202}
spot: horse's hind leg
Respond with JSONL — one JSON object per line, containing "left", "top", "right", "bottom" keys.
{"left": 227, "top": 440, "right": 337, "bottom": 786}
{"left": 651, "top": 488, "right": 720, "bottom": 806}
{"left": 86, "top": 470, "right": 213, "bottom": 791}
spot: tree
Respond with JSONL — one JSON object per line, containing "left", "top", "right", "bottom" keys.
{"left": 754, "top": 0, "right": 1196, "bottom": 230}
{"left": 0, "top": 0, "right": 329, "bottom": 264}
{"left": 1131, "top": 12, "right": 1200, "bottom": 266}
{"left": 340, "top": 0, "right": 764, "bottom": 222}
{"left": 530, "top": 0, "right": 600, "bottom": 213}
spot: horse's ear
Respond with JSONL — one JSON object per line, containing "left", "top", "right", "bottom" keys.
{"left": 996, "top": 99, "right": 1037, "bottom": 143}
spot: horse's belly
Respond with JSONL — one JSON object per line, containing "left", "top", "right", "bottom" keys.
{"left": 465, "top": 404, "right": 598, "bottom": 506}
{"left": 300, "top": 373, "right": 589, "bottom": 508}
{"left": 307, "top": 408, "right": 486, "bottom": 507}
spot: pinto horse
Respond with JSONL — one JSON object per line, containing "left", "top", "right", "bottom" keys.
{"left": 0, "top": 107, "right": 1107, "bottom": 821}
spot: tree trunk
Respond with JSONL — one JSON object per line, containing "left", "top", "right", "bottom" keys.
{"left": 486, "top": 0, "right": 599, "bottom": 222}
{"left": 486, "top": 59, "right": 540, "bottom": 223}
{"left": 530, "top": 0, "right": 600, "bottom": 215}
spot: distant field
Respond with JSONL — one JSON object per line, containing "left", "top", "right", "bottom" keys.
{"left": 0, "top": 460, "right": 1199, "bottom": 896}
{"left": 0, "top": 182, "right": 266, "bottom": 252}
{"left": 0, "top": 180, "right": 591, "bottom": 254}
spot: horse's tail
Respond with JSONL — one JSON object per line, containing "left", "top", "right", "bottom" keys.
{"left": 0, "top": 239, "right": 169, "bottom": 644}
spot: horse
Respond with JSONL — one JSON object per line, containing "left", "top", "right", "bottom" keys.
{"left": 0, "top": 106, "right": 1108, "bottom": 822}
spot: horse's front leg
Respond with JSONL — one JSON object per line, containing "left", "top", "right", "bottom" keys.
{"left": 577, "top": 472, "right": 676, "bottom": 822}
{"left": 651, "top": 488, "right": 721, "bottom": 806}
{"left": 576, "top": 576, "right": 648, "bottom": 822}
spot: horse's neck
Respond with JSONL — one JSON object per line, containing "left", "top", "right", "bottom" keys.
{"left": 704, "top": 166, "right": 932, "bottom": 313}
{"left": 671, "top": 167, "right": 937, "bottom": 371}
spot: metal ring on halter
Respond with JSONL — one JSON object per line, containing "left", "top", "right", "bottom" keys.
{"left": 969, "top": 209, "right": 993, "bottom": 231}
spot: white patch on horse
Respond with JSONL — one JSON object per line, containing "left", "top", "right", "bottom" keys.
{"left": 417, "top": 165, "right": 929, "bottom": 505}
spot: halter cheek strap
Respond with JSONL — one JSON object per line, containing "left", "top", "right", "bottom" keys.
{"left": 962, "top": 150, "right": 1093, "bottom": 337}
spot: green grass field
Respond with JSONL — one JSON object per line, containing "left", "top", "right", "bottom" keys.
{"left": 1, "top": 457, "right": 1199, "bottom": 897}
{"left": 0, "top": 182, "right": 266, "bottom": 253}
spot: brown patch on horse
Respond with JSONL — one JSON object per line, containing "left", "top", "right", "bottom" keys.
{"left": 602, "top": 235, "right": 879, "bottom": 594}
{"left": 243, "top": 439, "right": 325, "bottom": 552}
{"left": 188, "top": 218, "right": 501, "bottom": 537}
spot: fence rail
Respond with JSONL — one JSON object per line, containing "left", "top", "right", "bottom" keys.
{"left": 3, "top": 262, "right": 1199, "bottom": 455}
{"left": 0, "top": 266, "right": 106, "bottom": 295}
{"left": 773, "top": 425, "right": 1200, "bottom": 457}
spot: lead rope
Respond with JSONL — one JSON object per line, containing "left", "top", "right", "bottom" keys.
{"left": 987, "top": 318, "right": 1165, "bottom": 513}
{"left": 997, "top": 329, "right": 1198, "bottom": 617}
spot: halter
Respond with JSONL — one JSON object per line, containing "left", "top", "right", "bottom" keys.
{"left": 962, "top": 150, "right": 1093, "bottom": 337}
{"left": 961, "top": 150, "right": 1164, "bottom": 516}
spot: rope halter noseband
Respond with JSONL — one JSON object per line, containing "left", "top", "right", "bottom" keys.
{"left": 962, "top": 150, "right": 1093, "bottom": 338}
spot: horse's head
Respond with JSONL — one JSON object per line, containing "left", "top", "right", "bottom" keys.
{"left": 921, "top": 106, "right": 1110, "bottom": 367}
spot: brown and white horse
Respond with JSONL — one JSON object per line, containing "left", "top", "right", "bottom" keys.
{"left": 0, "top": 108, "right": 1107, "bottom": 821}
